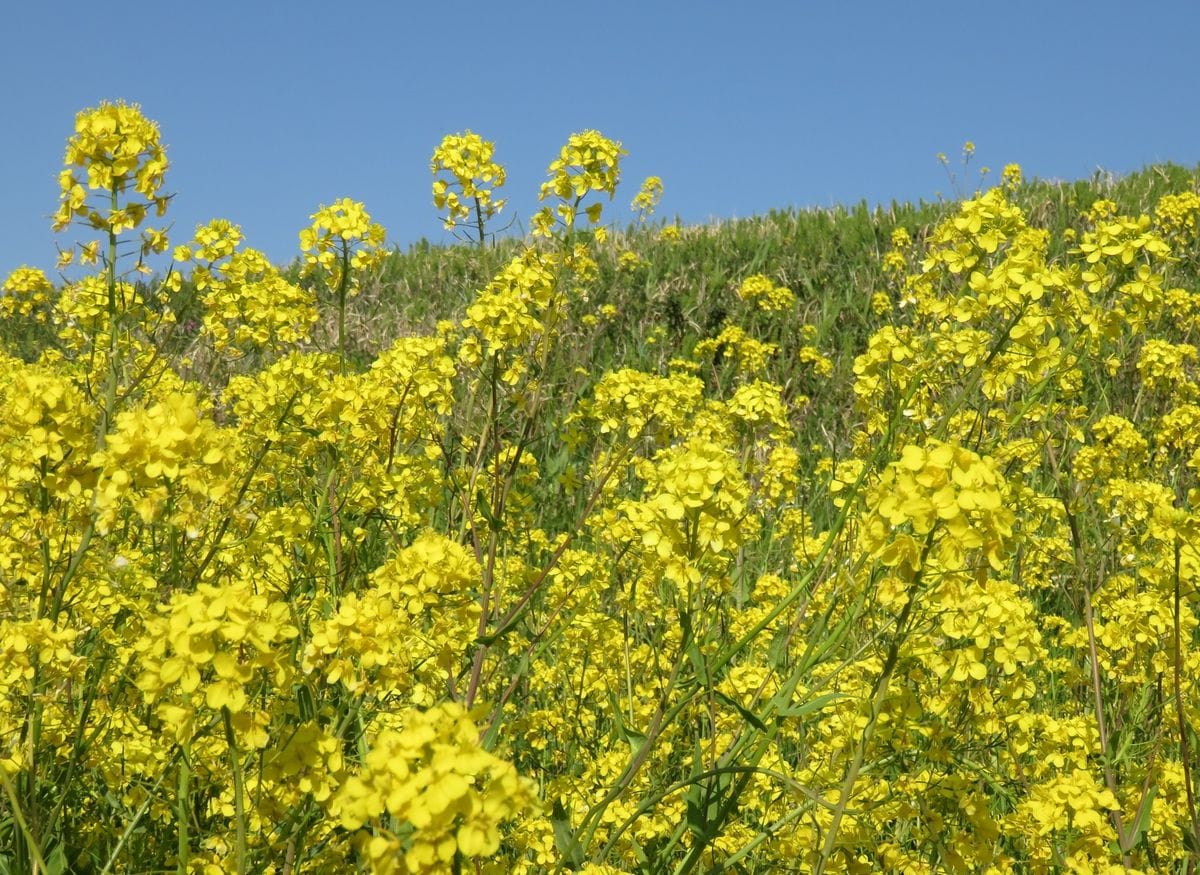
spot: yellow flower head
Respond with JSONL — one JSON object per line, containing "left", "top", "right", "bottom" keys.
{"left": 1001, "top": 163, "right": 1023, "bottom": 189}
{"left": 541, "top": 130, "right": 626, "bottom": 201}
{"left": 658, "top": 224, "right": 682, "bottom": 242}
{"left": 631, "top": 175, "right": 664, "bottom": 218}
{"left": 736, "top": 274, "right": 795, "bottom": 312}
{"left": 2, "top": 267, "right": 55, "bottom": 318}
{"left": 430, "top": 130, "right": 507, "bottom": 232}
{"left": 299, "top": 198, "right": 387, "bottom": 288}
{"left": 54, "top": 101, "right": 169, "bottom": 234}
{"left": 534, "top": 130, "right": 626, "bottom": 235}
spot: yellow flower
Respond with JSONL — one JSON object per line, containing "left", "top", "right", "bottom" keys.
{"left": 631, "top": 175, "right": 664, "bottom": 218}
{"left": 736, "top": 274, "right": 795, "bottom": 311}
{"left": 430, "top": 131, "right": 507, "bottom": 236}
{"left": 299, "top": 198, "right": 387, "bottom": 293}
{"left": 330, "top": 703, "right": 536, "bottom": 871}
{"left": 535, "top": 130, "right": 626, "bottom": 234}
{"left": 1, "top": 267, "right": 54, "bottom": 319}
{"left": 54, "top": 101, "right": 169, "bottom": 234}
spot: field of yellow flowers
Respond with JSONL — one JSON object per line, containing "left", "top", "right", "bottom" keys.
{"left": 3, "top": 101, "right": 1200, "bottom": 873}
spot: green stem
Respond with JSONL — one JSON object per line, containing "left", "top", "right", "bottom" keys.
{"left": 474, "top": 195, "right": 487, "bottom": 249}
{"left": 464, "top": 356, "right": 502, "bottom": 707}
{"left": 0, "top": 765, "right": 50, "bottom": 875}
{"left": 337, "top": 241, "right": 350, "bottom": 372}
{"left": 813, "top": 538, "right": 930, "bottom": 875}
{"left": 708, "top": 373, "right": 923, "bottom": 680}
{"left": 177, "top": 743, "right": 191, "bottom": 875}
{"left": 1046, "top": 439, "right": 1132, "bottom": 863}
{"left": 98, "top": 184, "right": 121, "bottom": 447}
{"left": 565, "top": 648, "right": 689, "bottom": 866}
{"left": 97, "top": 762, "right": 173, "bottom": 873}
{"left": 223, "top": 708, "right": 248, "bottom": 874}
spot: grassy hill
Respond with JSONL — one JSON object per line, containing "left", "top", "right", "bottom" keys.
{"left": 338, "top": 161, "right": 1200, "bottom": 451}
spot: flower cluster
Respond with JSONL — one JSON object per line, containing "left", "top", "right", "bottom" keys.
{"left": 92, "top": 391, "right": 232, "bottom": 530}
{"left": 865, "top": 440, "right": 1014, "bottom": 574}
{"left": 1, "top": 267, "right": 54, "bottom": 319}
{"left": 533, "top": 130, "right": 626, "bottom": 235}
{"left": 54, "top": 101, "right": 169, "bottom": 238}
{"left": 329, "top": 703, "right": 538, "bottom": 873}
{"left": 459, "top": 249, "right": 559, "bottom": 382}
{"left": 630, "top": 175, "right": 664, "bottom": 220}
{"left": 179, "top": 220, "right": 318, "bottom": 355}
{"left": 603, "top": 436, "right": 757, "bottom": 587}
{"left": 300, "top": 197, "right": 387, "bottom": 288}
{"left": 430, "top": 130, "right": 506, "bottom": 233}
{"left": 736, "top": 273, "right": 795, "bottom": 311}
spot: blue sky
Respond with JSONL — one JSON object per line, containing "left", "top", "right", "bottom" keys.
{"left": 5, "top": 1, "right": 1200, "bottom": 276}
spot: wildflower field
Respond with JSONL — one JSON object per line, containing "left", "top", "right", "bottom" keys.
{"left": 5, "top": 103, "right": 1200, "bottom": 874}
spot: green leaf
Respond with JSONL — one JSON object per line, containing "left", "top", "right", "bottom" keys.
{"left": 296, "top": 682, "right": 316, "bottom": 721}
{"left": 620, "top": 723, "right": 648, "bottom": 757}
{"left": 1124, "top": 782, "right": 1156, "bottom": 851}
{"left": 627, "top": 834, "right": 650, "bottom": 868}
{"left": 775, "top": 691, "right": 843, "bottom": 719}
{"left": 481, "top": 657, "right": 527, "bottom": 749}
{"left": 474, "top": 599, "right": 533, "bottom": 646}
{"left": 606, "top": 691, "right": 648, "bottom": 756}
{"left": 684, "top": 779, "right": 720, "bottom": 842}
{"left": 551, "top": 800, "right": 585, "bottom": 869}
{"left": 475, "top": 488, "right": 504, "bottom": 533}
{"left": 711, "top": 688, "right": 767, "bottom": 733}
{"left": 685, "top": 770, "right": 737, "bottom": 843}
{"left": 765, "top": 627, "right": 791, "bottom": 670}
{"left": 546, "top": 446, "right": 569, "bottom": 480}
{"left": 45, "top": 843, "right": 67, "bottom": 875}
{"left": 684, "top": 636, "right": 710, "bottom": 687}
{"left": 1182, "top": 821, "right": 1200, "bottom": 856}
{"left": 684, "top": 778, "right": 703, "bottom": 828}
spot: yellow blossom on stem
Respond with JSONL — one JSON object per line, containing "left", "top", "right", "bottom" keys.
{"left": 54, "top": 101, "right": 170, "bottom": 235}
{"left": 431, "top": 130, "right": 506, "bottom": 239}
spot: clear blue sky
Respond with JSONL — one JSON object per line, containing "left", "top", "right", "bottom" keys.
{"left": 5, "top": 0, "right": 1200, "bottom": 276}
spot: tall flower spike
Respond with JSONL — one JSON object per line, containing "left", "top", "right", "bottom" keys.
{"left": 533, "top": 130, "right": 626, "bottom": 236}
{"left": 299, "top": 198, "right": 387, "bottom": 285}
{"left": 431, "top": 131, "right": 506, "bottom": 237}
{"left": 54, "top": 101, "right": 170, "bottom": 235}
{"left": 631, "top": 176, "right": 664, "bottom": 219}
